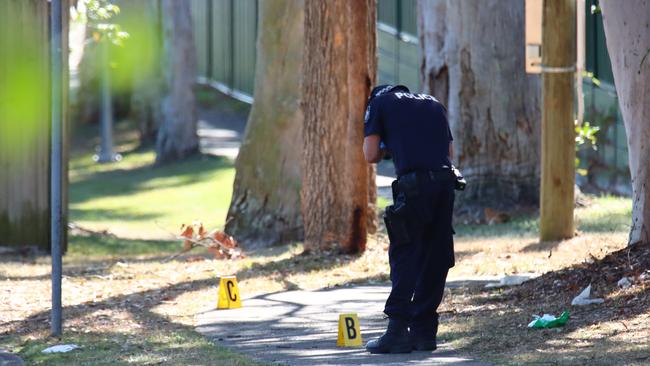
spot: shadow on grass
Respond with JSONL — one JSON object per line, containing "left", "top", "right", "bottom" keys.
{"left": 520, "top": 240, "right": 562, "bottom": 253}
{"left": 4, "top": 295, "right": 258, "bottom": 366}
{"left": 70, "top": 154, "right": 233, "bottom": 206}
{"left": 69, "top": 208, "right": 163, "bottom": 223}
{"left": 454, "top": 216, "right": 539, "bottom": 239}
{"left": 67, "top": 234, "right": 180, "bottom": 257}
{"left": 577, "top": 213, "right": 631, "bottom": 233}
{"left": 454, "top": 195, "right": 631, "bottom": 241}
{"left": 1, "top": 247, "right": 363, "bottom": 339}
{"left": 0, "top": 235, "right": 182, "bottom": 280}
{"left": 0, "top": 253, "right": 310, "bottom": 362}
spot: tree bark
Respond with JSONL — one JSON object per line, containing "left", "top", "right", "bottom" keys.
{"left": 601, "top": 0, "right": 650, "bottom": 246}
{"left": 540, "top": 0, "right": 576, "bottom": 241}
{"left": 225, "top": 0, "right": 304, "bottom": 248}
{"left": 156, "top": 0, "right": 199, "bottom": 164}
{"left": 418, "top": 0, "right": 541, "bottom": 210}
{"left": 302, "top": 0, "right": 377, "bottom": 253}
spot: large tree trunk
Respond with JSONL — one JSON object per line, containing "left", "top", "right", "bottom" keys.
{"left": 225, "top": 0, "right": 304, "bottom": 248}
{"left": 418, "top": 0, "right": 541, "bottom": 210}
{"left": 156, "top": 0, "right": 199, "bottom": 164}
{"left": 601, "top": 0, "right": 650, "bottom": 246}
{"left": 302, "top": 1, "right": 377, "bottom": 253}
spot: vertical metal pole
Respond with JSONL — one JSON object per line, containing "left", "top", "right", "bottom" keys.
{"left": 395, "top": 0, "right": 401, "bottom": 84}
{"left": 590, "top": 0, "right": 597, "bottom": 116}
{"left": 229, "top": 0, "right": 235, "bottom": 90}
{"left": 254, "top": 0, "right": 259, "bottom": 41}
{"left": 207, "top": 0, "right": 213, "bottom": 79}
{"left": 97, "top": 38, "right": 116, "bottom": 163}
{"left": 50, "top": 0, "right": 63, "bottom": 338}
{"left": 576, "top": 0, "right": 585, "bottom": 125}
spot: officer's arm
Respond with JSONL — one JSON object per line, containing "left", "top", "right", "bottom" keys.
{"left": 363, "top": 134, "right": 383, "bottom": 163}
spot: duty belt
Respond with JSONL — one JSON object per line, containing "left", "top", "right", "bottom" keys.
{"left": 398, "top": 167, "right": 453, "bottom": 183}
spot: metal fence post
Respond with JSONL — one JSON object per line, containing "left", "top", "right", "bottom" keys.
{"left": 50, "top": 0, "right": 63, "bottom": 338}
{"left": 207, "top": 0, "right": 213, "bottom": 79}
{"left": 395, "top": 0, "right": 402, "bottom": 84}
{"left": 229, "top": 0, "right": 235, "bottom": 91}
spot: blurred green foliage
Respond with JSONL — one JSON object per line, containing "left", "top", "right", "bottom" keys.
{"left": 0, "top": 1, "right": 49, "bottom": 160}
{"left": 71, "top": 0, "right": 162, "bottom": 115}
{"left": 73, "top": 0, "right": 128, "bottom": 45}
{"left": 575, "top": 121, "right": 600, "bottom": 176}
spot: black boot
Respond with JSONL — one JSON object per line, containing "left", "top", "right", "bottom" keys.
{"left": 409, "top": 322, "right": 437, "bottom": 351}
{"left": 365, "top": 318, "right": 412, "bottom": 354}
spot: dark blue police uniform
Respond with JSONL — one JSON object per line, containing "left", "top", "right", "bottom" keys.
{"left": 364, "top": 85, "right": 455, "bottom": 353}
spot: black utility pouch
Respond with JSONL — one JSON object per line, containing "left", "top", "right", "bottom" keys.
{"left": 384, "top": 186, "right": 411, "bottom": 245}
{"left": 384, "top": 206, "right": 411, "bottom": 245}
{"left": 398, "top": 172, "right": 433, "bottom": 224}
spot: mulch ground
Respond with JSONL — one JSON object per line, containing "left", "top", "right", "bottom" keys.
{"left": 513, "top": 241, "right": 650, "bottom": 317}
{"left": 439, "top": 242, "right": 650, "bottom": 365}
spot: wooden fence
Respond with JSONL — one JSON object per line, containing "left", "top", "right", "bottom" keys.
{"left": 0, "top": 0, "right": 69, "bottom": 252}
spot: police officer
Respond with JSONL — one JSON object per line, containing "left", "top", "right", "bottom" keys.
{"left": 363, "top": 84, "right": 456, "bottom": 354}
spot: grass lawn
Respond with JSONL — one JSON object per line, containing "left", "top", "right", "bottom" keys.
{"left": 1, "top": 118, "right": 645, "bottom": 365}
{"left": 69, "top": 146, "right": 235, "bottom": 240}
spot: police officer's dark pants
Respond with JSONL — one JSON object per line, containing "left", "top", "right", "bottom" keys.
{"left": 384, "top": 172, "right": 454, "bottom": 336}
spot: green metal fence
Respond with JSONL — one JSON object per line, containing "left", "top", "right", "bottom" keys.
{"left": 191, "top": 0, "right": 257, "bottom": 102}
{"left": 190, "top": 0, "right": 421, "bottom": 101}
{"left": 376, "top": 0, "right": 420, "bottom": 89}
{"left": 580, "top": 0, "right": 629, "bottom": 194}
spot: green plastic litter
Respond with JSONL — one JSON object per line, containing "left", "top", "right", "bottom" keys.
{"left": 528, "top": 311, "right": 570, "bottom": 329}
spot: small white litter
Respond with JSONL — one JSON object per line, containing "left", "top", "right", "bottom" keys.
{"left": 571, "top": 285, "right": 604, "bottom": 306}
{"left": 41, "top": 344, "right": 80, "bottom": 354}
{"left": 617, "top": 277, "right": 633, "bottom": 288}
{"left": 485, "top": 275, "right": 532, "bottom": 288}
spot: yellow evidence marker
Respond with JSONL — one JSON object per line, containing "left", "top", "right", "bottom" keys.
{"left": 337, "top": 314, "right": 362, "bottom": 347}
{"left": 217, "top": 276, "right": 242, "bottom": 309}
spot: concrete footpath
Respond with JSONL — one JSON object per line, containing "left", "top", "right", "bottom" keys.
{"left": 196, "top": 285, "right": 491, "bottom": 366}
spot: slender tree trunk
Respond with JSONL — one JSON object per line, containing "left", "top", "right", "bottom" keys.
{"left": 156, "top": 0, "right": 199, "bottom": 164}
{"left": 225, "top": 0, "right": 304, "bottom": 248}
{"left": 418, "top": 0, "right": 541, "bottom": 210}
{"left": 601, "top": 0, "right": 650, "bottom": 246}
{"left": 302, "top": 0, "right": 377, "bottom": 253}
